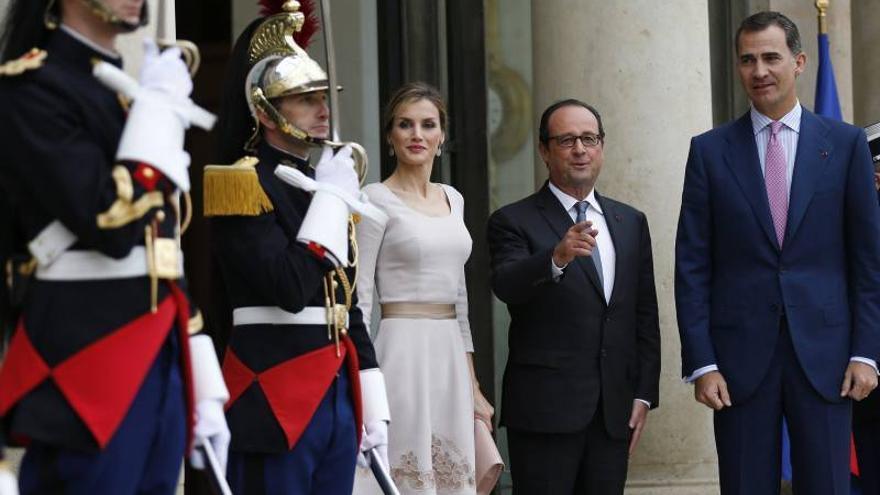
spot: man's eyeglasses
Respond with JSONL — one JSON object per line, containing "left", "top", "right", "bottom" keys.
{"left": 548, "top": 133, "right": 602, "bottom": 148}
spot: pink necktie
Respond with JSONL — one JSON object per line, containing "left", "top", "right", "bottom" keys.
{"left": 765, "top": 121, "right": 788, "bottom": 247}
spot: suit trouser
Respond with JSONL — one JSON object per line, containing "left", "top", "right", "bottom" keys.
{"left": 854, "top": 392, "right": 880, "bottom": 495}
{"left": 714, "top": 321, "right": 851, "bottom": 495}
{"left": 507, "top": 398, "right": 628, "bottom": 495}
{"left": 226, "top": 372, "right": 358, "bottom": 495}
{"left": 18, "top": 331, "right": 186, "bottom": 495}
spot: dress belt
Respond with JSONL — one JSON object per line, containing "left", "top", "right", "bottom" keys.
{"left": 232, "top": 306, "right": 348, "bottom": 327}
{"left": 34, "top": 246, "right": 183, "bottom": 281}
{"left": 380, "top": 302, "right": 456, "bottom": 320}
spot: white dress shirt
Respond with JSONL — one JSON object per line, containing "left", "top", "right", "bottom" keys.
{"left": 687, "top": 102, "right": 878, "bottom": 382}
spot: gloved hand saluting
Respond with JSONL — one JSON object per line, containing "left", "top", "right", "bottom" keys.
{"left": 115, "top": 39, "right": 194, "bottom": 192}
{"left": 314, "top": 145, "right": 359, "bottom": 198}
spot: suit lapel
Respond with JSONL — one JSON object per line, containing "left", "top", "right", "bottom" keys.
{"left": 786, "top": 109, "right": 832, "bottom": 243}
{"left": 535, "top": 184, "right": 604, "bottom": 300}
{"left": 723, "top": 113, "right": 780, "bottom": 250}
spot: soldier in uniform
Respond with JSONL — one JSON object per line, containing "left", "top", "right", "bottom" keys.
{"left": 204, "top": 2, "right": 391, "bottom": 493}
{"left": 0, "top": 0, "right": 230, "bottom": 493}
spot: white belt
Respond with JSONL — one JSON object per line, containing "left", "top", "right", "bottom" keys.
{"left": 35, "top": 246, "right": 183, "bottom": 281}
{"left": 232, "top": 306, "right": 347, "bottom": 327}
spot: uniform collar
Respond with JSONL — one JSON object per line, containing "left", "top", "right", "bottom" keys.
{"left": 259, "top": 142, "right": 313, "bottom": 176}
{"left": 48, "top": 26, "right": 123, "bottom": 71}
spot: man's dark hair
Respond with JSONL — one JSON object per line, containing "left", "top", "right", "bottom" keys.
{"left": 0, "top": 0, "right": 52, "bottom": 62}
{"left": 735, "top": 11, "right": 802, "bottom": 56}
{"left": 538, "top": 99, "right": 605, "bottom": 146}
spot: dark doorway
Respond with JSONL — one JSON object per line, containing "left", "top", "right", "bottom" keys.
{"left": 176, "top": 3, "right": 232, "bottom": 493}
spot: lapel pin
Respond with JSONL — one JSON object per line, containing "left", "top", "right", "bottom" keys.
{"left": 820, "top": 150, "right": 829, "bottom": 158}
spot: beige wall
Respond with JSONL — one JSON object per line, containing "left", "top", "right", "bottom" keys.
{"left": 852, "top": 0, "right": 880, "bottom": 127}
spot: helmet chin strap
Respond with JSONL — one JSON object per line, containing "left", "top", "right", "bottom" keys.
{"left": 79, "top": 0, "right": 147, "bottom": 32}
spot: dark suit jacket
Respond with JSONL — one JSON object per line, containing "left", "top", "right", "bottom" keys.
{"left": 676, "top": 108, "right": 880, "bottom": 404}
{"left": 488, "top": 184, "right": 660, "bottom": 440}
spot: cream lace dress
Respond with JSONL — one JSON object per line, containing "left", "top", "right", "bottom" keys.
{"left": 352, "top": 182, "right": 477, "bottom": 495}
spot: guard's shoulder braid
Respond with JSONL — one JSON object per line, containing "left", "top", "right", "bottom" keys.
{"left": 203, "top": 156, "right": 274, "bottom": 216}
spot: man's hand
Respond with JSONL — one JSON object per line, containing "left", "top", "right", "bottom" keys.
{"left": 190, "top": 399, "right": 231, "bottom": 473}
{"left": 552, "top": 221, "right": 597, "bottom": 267}
{"left": 314, "top": 145, "right": 359, "bottom": 198}
{"left": 840, "top": 361, "right": 878, "bottom": 401}
{"left": 694, "top": 371, "right": 732, "bottom": 410}
{"left": 627, "top": 400, "right": 649, "bottom": 456}
{"left": 357, "top": 420, "right": 389, "bottom": 469}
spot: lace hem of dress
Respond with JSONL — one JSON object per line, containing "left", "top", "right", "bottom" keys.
{"left": 391, "top": 434, "right": 476, "bottom": 491}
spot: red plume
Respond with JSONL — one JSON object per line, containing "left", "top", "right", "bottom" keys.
{"left": 257, "top": 0, "right": 320, "bottom": 48}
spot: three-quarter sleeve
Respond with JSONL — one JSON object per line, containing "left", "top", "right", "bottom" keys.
{"left": 355, "top": 186, "right": 387, "bottom": 337}
{"left": 450, "top": 185, "right": 475, "bottom": 352}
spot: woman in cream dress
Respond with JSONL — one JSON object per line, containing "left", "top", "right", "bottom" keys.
{"left": 353, "top": 82, "right": 494, "bottom": 495}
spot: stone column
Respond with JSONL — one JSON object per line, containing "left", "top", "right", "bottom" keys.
{"left": 765, "top": 0, "right": 853, "bottom": 122}
{"left": 531, "top": 2, "right": 717, "bottom": 493}
{"left": 852, "top": 1, "right": 880, "bottom": 127}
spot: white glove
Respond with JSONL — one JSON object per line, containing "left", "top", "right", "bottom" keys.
{"left": 275, "top": 162, "right": 388, "bottom": 267}
{"left": 0, "top": 462, "right": 18, "bottom": 495}
{"left": 187, "top": 334, "right": 230, "bottom": 472}
{"left": 274, "top": 165, "right": 388, "bottom": 226}
{"left": 356, "top": 420, "right": 389, "bottom": 469}
{"left": 116, "top": 39, "right": 194, "bottom": 191}
{"left": 315, "top": 145, "right": 359, "bottom": 198}
{"left": 189, "top": 399, "right": 231, "bottom": 473}
{"left": 139, "top": 39, "right": 193, "bottom": 100}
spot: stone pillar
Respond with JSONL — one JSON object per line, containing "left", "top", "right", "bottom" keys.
{"left": 531, "top": 2, "right": 717, "bottom": 493}
{"left": 852, "top": 1, "right": 880, "bottom": 127}
{"left": 765, "top": 0, "right": 853, "bottom": 122}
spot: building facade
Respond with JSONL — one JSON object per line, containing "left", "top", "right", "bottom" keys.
{"left": 1, "top": 1, "right": 878, "bottom": 493}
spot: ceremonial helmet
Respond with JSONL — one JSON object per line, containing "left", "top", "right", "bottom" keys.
{"left": 44, "top": 0, "right": 149, "bottom": 32}
{"left": 244, "top": 0, "right": 336, "bottom": 151}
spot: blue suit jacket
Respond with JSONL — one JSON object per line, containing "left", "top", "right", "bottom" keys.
{"left": 675, "top": 108, "right": 880, "bottom": 403}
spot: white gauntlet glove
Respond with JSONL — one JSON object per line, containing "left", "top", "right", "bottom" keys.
{"left": 274, "top": 148, "right": 388, "bottom": 267}
{"left": 0, "top": 461, "right": 17, "bottom": 495}
{"left": 187, "top": 335, "right": 231, "bottom": 473}
{"left": 190, "top": 399, "right": 231, "bottom": 474}
{"left": 114, "top": 39, "right": 195, "bottom": 191}
{"left": 356, "top": 369, "right": 392, "bottom": 468}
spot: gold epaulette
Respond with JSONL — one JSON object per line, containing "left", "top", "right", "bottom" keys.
{"left": 0, "top": 48, "right": 47, "bottom": 77}
{"left": 203, "top": 156, "right": 274, "bottom": 216}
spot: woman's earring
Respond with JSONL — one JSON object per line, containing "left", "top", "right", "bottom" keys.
{"left": 388, "top": 147, "right": 395, "bottom": 157}
{"left": 436, "top": 148, "right": 442, "bottom": 157}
